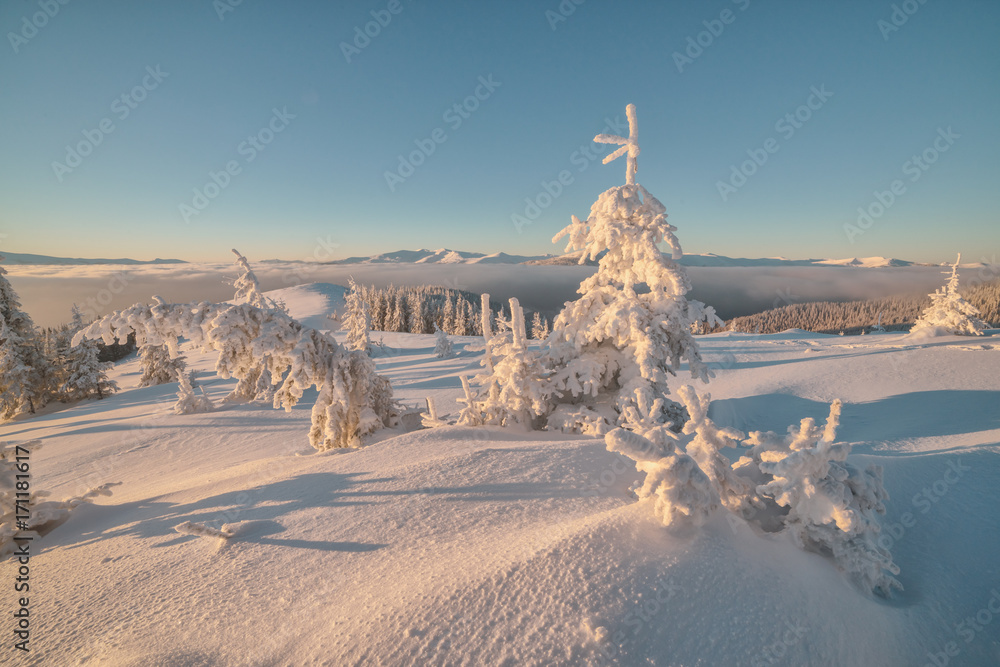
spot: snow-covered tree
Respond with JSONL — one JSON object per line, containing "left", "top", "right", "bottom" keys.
{"left": 343, "top": 278, "right": 372, "bottom": 354}
{"left": 607, "top": 427, "right": 718, "bottom": 529}
{"left": 738, "top": 400, "right": 901, "bottom": 596}
{"left": 61, "top": 306, "right": 118, "bottom": 402}
{"left": 473, "top": 298, "right": 546, "bottom": 428}
{"left": 225, "top": 249, "right": 284, "bottom": 402}
{"left": 455, "top": 375, "right": 483, "bottom": 426}
{"left": 138, "top": 344, "right": 186, "bottom": 387}
{"left": 911, "top": 254, "right": 987, "bottom": 336}
{"left": 530, "top": 311, "right": 549, "bottom": 340}
{"left": 539, "top": 104, "right": 722, "bottom": 433}
{"left": 174, "top": 367, "right": 214, "bottom": 415}
{"left": 74, "top": 297, "right": 398, "bottom": 450}
{"left": 0, "top": 256, "right": 51, "bottom": 419}
{"left": 433, "top": 324, "right": 454, "bottom": 359}
{"left": 608, "top": 384, "right": 900, "bottom": 596}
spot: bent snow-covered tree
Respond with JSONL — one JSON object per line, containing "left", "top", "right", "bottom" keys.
{"left": 73, "top": 298, "right": 397, "bottom": 450}
{"left": 911, "top": 253, "right": 987, "bottom": 336}
{"left": 539, "top": 104, "right": 721, "bottom": 433}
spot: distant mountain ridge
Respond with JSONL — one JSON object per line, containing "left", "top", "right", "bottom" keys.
{"left": 0, "top": 252, "right": 187, "bottom": 265}
{"left": 326, "top": 248, "right": 555, "bottom": 265}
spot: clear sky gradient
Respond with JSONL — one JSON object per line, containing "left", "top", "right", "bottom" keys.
{"left": 1, "top": 0, "right": 997, "bottom": 264}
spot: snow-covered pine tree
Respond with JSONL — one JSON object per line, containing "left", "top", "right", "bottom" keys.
{"left": 174, "top": 368, "right": 214, "bottom": 415}
{"left": 60, "top": 306, "right": 118, "bottom": 402}
{"left": 911, "top": 253, "right": 987, "bottom": 336}
{"left": 343, "top": 278, "right": 372, "bottom": 354}
{"left": 137, "top": 343, "right": 185, "bottom": 387}
{"left": 474, "top": 298, "right": 545, "bottom": 428}
{"left": 433, "top": 323, "right": 454, "bottom": 359}
{"left": 540, "top": 104, "right": 722, "bottom": 433}
{"left": 0, "top": 256, "right": 51, "bottom": 419}
{"left": 226, "top": 249, "right": 282, "bottom": 402}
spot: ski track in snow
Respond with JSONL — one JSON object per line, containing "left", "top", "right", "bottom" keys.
{"left": 2, "top": 316, "right": 999, "bottom": 666}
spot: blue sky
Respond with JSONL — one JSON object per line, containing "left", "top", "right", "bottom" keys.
{"left": 1, "top": 0, "right": 997, "bottom": 263}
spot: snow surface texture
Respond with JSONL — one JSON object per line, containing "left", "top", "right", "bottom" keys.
{"left": 6, "top": 303, "right": 1000, "bottom": 665}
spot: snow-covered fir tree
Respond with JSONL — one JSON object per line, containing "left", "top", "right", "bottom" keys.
{"left": 530, "top": 311, "right": 549, "bottom": 340}
{"left": 137, "top": 343, "right": 186, "bottom": 387}
{"left": 473, "top": 298, "right": 545, "bottom": 428}
{"left": 343, "top": 278, "right": 372, "bottom": 354}
{"left": 225, "top": 249, "right": 283, "bottom": 402}
{"left": 61, "top": 306, "right": 118, "bottom": 402}
{"left": 433, "top": 324, "right": 454, "bottom": 359}
{"left": 174, "top": 368, "right": 214, "bottom": 415}
{"left": 0, "top": 255, "right": 51, "bottom": 419}
{"left": 911, "top": 253, "right": 987, "bottom": 336}
{"left": 538, "top": 104, "right": 722, "bottom": 433}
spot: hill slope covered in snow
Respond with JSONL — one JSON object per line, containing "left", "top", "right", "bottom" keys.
{"left": 3, "top": 287, "right": 999, "bottom": 665}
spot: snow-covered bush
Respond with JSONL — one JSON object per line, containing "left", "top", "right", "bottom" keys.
{"left": 74, "top": 297, "right": 398, "bottom": 450}
{"left": 911, "top": 254, "right": 987, "bottom": 336}
{"left": 606, "top": 427, "right": 718, "bottom": 529}
{"left": 740, "top": 400, "right": 901, "bottom": 596}
{"left": 433, "top": 324, "right": 454, "bottom": 359}
{"left": 537, "top": 104, "right": 721, "bottom": 434}
{"left": 608, "top": 385, "right": 901, "bottom": 596}
{"left": 2, "top": 440, "right": 119, "bottom": 558}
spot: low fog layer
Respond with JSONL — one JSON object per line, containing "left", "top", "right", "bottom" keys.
{"left": 10, "top": 262, "right": 995, "bottom": 329}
